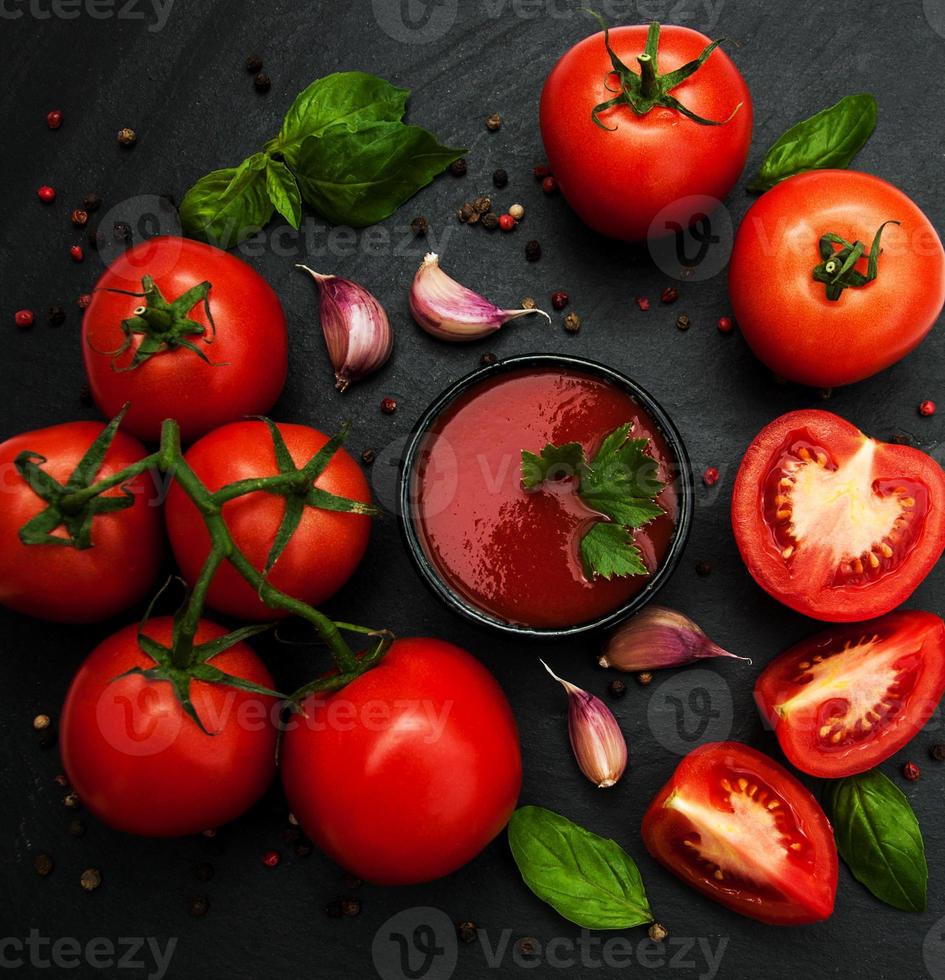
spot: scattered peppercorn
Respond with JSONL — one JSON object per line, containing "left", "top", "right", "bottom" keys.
{"left": 34, "top": 714, "right": 52, "bottom": 731}
{"left": 636, "top": 671, "right": 653, "bottom": 686}
{"left": 717, "top": 315, "right": 734, "bottom": 334}
{"left": 38, "top": 185, "right": 56, "bottom": 203}
{"left": 498, "top": 213, "right": 515, "bottom": 232}
{"left": 635, "top": 296, "right": 650, "bottom": 312}
{"left": 516, "top": 938, "right": 539, "bottom": 958}
{"left": 82, "top": 193, "right": 102, "bottom": 212}
{"left": 532, "top": 164, "right": 551, "bottom": 180}
{"left": 648, "top": 923, "right": 669, "bottom": 942}
{"left": 509, "top": 203, "right": 525, "bottom": 220}
{"left": 410, "top": 215, "right": 428, "bottom": 237}
{"left": 48, "top": 306, "right": 66, "bottom": 326}
{"left": 69, "top": 246, "right": 84, "bottom": 263}
{"left": 608, "top": 679, "right": 627, "bottom": 699}
{"left": 46, "top": 109, "right": 63, "bottom": 130}
{"left": 449, "top": 158, "right": 467, "bottom": 177}
{"left": 189, "top": 896, "right": 210, "bottom": 918}
{"left": 818, "top": 388, "right": 833, "bottom": 401}
{"left": 340, "top": 897, "right": 361, "bottom": 917}
{"left": 563, "top": 312, "right": 581, "bottom": 334}
{"left": 33, "top": 853, "right": 54, "bottom": 877}
{"left": 703, "top": 466, "right": 719, "bottom": 487}
{"left": 245, "top": 55, "right": 263, "bottom": 73}
{"left": 253, "top": 73, "right": 271, "bottom": 93}
{"left": 79, "top": 868, "right": 102, "bottom": 892}
{"left": 15, "top": 310, "right": 35, "bottom": 329}
{"left": 481, "top": 212, "right": 499, "bottom": 231}
{"left": 521, "top": 296, "right": 536, "bottom": 310}
{"left": 485, "top": 113, "right": 502, "bottom": 131}
{"left": 481, "top": 352, "right": 498, "bottom": 366}
{"left": 357, "top": 449, "right": 375, "bottom": 468}
{"left": 70, "top": 209, "right": 88, "bottom": 228}
{"left": 675, "top": 314, "right": 691, "bottom": 331}
{"left": 76, "top": 294, "right": 92, "bottom": 310}
{"left": 287, "top": 812, "right": 299, "bottom": 826}
{"left": 113, "top": 221, "right": 131, "bottom": 242}
{"left": 492, "top": 168, "right": 508, "bottom": 189}
{"left": 53, "top": 773, "right": 69, "bottom": 787}
{"left": 551, "top": 290, "right": 569, "bottom": 311}
{"left": 903, "top": 761, "right": 921, "bottom": 782}
{"left": 381, "top": 397, "right": 397, "bottom": 415}
{"left": 201, "top": 828, "right": 217, "bottom": 838}
{"left": 117, "top": 127, "right": 137, "bottom": 147}
{"left": 919, "top": 400, "right": 937, "bottom": 417}
{"left": 262, "top": 850, "right": 280, "bottom": 868}
{"left": 889, "top": 433, "right": 914, "bottom": 447}
{"left": 471, "top": 196, "right": 491, "bottom": 217}
{"left": 457, "top": 921, "right": 478, "bottom": 943}
{"left": 930, "top": 743, "right": 945, "bottom": 762}
{"left": 64, "top": 792, "right": 80, "bottom": 809}
{"left": 525, "top": 239, "right": 541, "bottom": 262}
{"left": 695, "top": 560, "right": 712, "bottom": 577}
{"left": 541, "top": 175, "right": 558, "bottom": 195}
{"left": 661, "top": 286, "right": 679, "bottom": 304}
{"left": 67, "top": 818, "right": 86, "bottom": 838}
{"left": 193, "top": 862, "right": 214, "bottom": 882}
{"left": 457, "top": 202, "right": 475, "bottom": 223}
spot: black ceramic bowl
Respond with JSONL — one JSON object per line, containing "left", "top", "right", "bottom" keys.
{"left": 398, "top": 353, "right": 694, "bottom": 638}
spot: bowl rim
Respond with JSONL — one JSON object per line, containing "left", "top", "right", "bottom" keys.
{"left": 397, "top": 352, "right": 694, "bottom": 639}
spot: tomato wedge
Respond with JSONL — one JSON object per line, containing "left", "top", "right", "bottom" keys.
{"left": 642, "top": 742, "right": 837, "bottom": 925}
{"left": 755, "top": 610, "right": 945, "bottom": 778}
{"left": 732, "top": 410, "right": 945, "bottom": 622}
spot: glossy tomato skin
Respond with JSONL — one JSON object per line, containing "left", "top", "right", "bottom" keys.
{"left": 642, "top": 742, "right": 837, "bottom": 925}
{"left": 165, "top": 421, "right": 372, "bottom": 621}
{"left": 280, "top": 638, "right": 522, "bottom": 885}
{"left": 732, "top": 410, "right": 945, "bottom": 622}
{"left": 60, "top": 617, "right": 278, "bottom": 837}
{"left": 0, "top": 422, "right": 161, "bottom": 623}
{"left": 729, "top": 171, "right": 945, "bottom": 387}
{"left": 540, "top": 25, "right": 752, "bottom": 241}
{"left": 82, "top": 238, "right": 288, "bottom": 444}
{"left": 755, "top": 610, "right": 945, "bottom": 778}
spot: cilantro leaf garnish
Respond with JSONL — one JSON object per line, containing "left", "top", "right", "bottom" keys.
{"left": 521, "top": 422, "right": 666, "bottom": 581}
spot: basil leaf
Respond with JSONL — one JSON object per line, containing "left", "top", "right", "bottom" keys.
{"left": 825, "top": 769, "right": 927, "bottom": 912}
{"left": 265, "top": 158, "right": 302, "bottom": 229}
{"left": 748, "top": 94, "right": 877, "bottom": 193}
{"left": 275, "top": 71, "right": 409, "bottom": 167}
{"left": 180, "top": 153, "right": 274, "bottom": 248}
{"left": 508, "top": 806, "right": 653, "bottom": 930}
{"left": 294, "top": 122, "right": 465, "bottom": 227}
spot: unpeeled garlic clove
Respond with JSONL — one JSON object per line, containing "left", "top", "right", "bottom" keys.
{"left": 599, "top": 606, "right": 750, "bottom": 673}
{"left": 297, "top": 265, "right": 393, "bottom": 392}
{"left": 541, "top": 660, "right": 627, "bottom": 789}
{"left": 409, "top": 252, "right": 549, "bottom": 342}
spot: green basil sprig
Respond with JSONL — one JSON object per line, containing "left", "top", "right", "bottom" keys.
{"left": 508, "top": 806, "right": 654, "bottom": 930}
{"left": 824, "top": 769, "right": 927, "bottom": 913}
{"left": 180, "top": 71, "right": 464, "bottom": 247}
{"left": 747, "top": 94, "right": 877, "bottom": 193}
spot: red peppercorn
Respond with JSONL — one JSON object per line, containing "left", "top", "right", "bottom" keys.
{"left": 69, "top": 245, "right": 84, "bottom": 263}
{"left": 903, "top": 761, "right": 921, "bottom": 782}
{"left": 541, "top": 175, "right": 558, "bottom": 195}
{"left": 76, "top": 294, "right": 92, "bottom": 309}
{"left": 46, "top": 109, "right": 63, "bottom": 130}
{"left": 498, "top": 213, "right": 516, "bottom": 232}
{"left": 635, "top": 296, "right": 650, "bottom": 312}
{"left": 38, "top": 185, "right": 56, "bottom": 203}
{"left": 532, "top": 164, "right": 552, "bottom": 180}
{"left": 703, "top": 466, "right": 719, "bottom": 487}
{"left": 15, "top": 310, "right": 35, "bottom": 329}
{"left": 551, "top": 290, "right": 569, "bottom": 311}
{"left": 919, "top": 400, "right": 936, "bottom": 418}
{"left": 661, "top": 286, "right": 679, "bottom": 304}
{"left": 380, "top": 397, "right": 397, "bottom": 415}
{"left": 717, "top": 316, "right": 734, "bottom": 334}
{"left": 262, "top": 850, "right": 280, "bottom": 868}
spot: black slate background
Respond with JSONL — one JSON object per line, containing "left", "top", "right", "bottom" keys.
{"left": 2, "top": 1, "right": 945, "bottom": 978}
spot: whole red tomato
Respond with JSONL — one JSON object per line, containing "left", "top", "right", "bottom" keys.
{"left": 82, "top": 237, "right": 288, "bottom": 444}
{"left": 60, "top": 617, "right": 278, "bottom": 837}
{"left": 280, "top": 637, "right": 522, "bottom": 885}
{"left": 0, "top": 421, "right": 161, "bottom": 623}
{"left": 164, "top": 421, "right": 372, "bottom": 621}
{"left": 729, "top": 171, "right": 945, "bottom": 386}
{"left": 540, "top": 21, "right": 752, "bottom": 240}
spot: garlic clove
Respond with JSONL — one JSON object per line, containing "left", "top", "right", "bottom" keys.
{"left": 297, "top": 265, "right": 393, "bottom": 392}
{"left": 410, "top": 252, "right": 549, "bottom": 342}
{"left": 599, "top": 606, "right": 751, "bottom": 673}
{"left": 541, "top": 660, "right": 627, "bottom": 789}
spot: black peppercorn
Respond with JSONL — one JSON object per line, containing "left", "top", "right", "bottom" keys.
{"left": 33, "top": 853, "right": 54, "bottom": 877}
{"left": 457, "top": 921, "right": 478, "bottom": 943}
{"left": 340, "top": 897, "right": 361, "bottom": 917}
{"left": 608, "top": 679, "right": 627, "bottom": 699}
{"left": 113, "top": 222, "right": 131, "bottom": 242}
{"left": 449, "top": 158, "right": 467, "bottom": 177}
{"left": 360, "top": 449, "right": 376, "bottom": 465}
{"left": 492, "top": 168, "right": 509, "bottom": 188}
{"left": 636, "top": 671, "right": 653, "bottom": 686}
{"left": 481, "top": 352, "right": 498, "bottom": 366}
{"left": 254, "top": 72, "right": 271, "bottom": 93}
{"left": 82, "top": 193, "right": 102, "bottom": 212}
{"left": 410, "top": 215, "right": 428, "bottom": 237}
{"left": 67, "top": 818, "right": 86, "bottom": 838}
{"left": 117, "top": 127, "right": 137, "bottom": 148}
{"left": 481, "top": 212, "right": 499, "bottom": 231}
{"left": 48, "top": 306, "right": 65, "bottom": 326}
{"left": 485, "top": 113, "right": 502, "bottom": 131}
{"left": 64, "top": 792, "right": 80, "bottom": 809}
{"left": 930, "top": 743, "right": 945, "bottom": 762}
{"left": 676, "top": 314, "right": 691, "bottom": 331}
{"left": 189, "top": 896, "right": 210, "bottom": 917}
{"left": 79, "top": 868, "right": 102, "bottom": 892}
{"left": 245, "top": 55, "right": 263, "bottom": 73}
{"left": 525, "top": 239, "right": 541, "bottom": 262}
{"left": 563, "top": 312, "right": 581, "bottom": 334}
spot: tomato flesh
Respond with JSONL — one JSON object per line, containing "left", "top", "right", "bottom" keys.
{"left": 756, "top": 610, "right": 945, "bottom": 777}
{"left": 733, "top": 410, "right": 945, "bottom": 621}
{"left": 642, "top": 742, "right": 837, "bottom": 925}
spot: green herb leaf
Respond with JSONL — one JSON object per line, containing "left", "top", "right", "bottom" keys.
{"left": 180, "top": 153, "right": 274, "bottom": 248}
{"left": 294, "top": 122, "right": 465, "bottom": 227}
{"left": 521, "top": 442, "right": 584, "bottom": 489}
{"left": 265, "top": 158, "right": 302, "bottom": 229}
{"left": 748, "top": 94, "right": 877, "bottom": 193}
{"left": 275, "top": 71, "right": 409, "bottom": 166}
{"left": 825, "top": 769, "right": 927, "bottom": 912}
{"left": 580, "top": 522, "right": 648, "bottom": 580}
{"left": 508, "top": 806, "right": 653, "bottom": 930}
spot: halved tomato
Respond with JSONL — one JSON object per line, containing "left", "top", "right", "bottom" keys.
{"left": 642, "top": 742, "right": 837, "bottom": 925}
{"left": 755, "top": 610, "right": 945, "bottom": 778}
{"left": 732, "top": 410, "right": 945, "bottom": 622}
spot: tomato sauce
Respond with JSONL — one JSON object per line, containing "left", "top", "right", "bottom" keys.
{"left": 412, "top": 367, "right": 679, "bottom": 628}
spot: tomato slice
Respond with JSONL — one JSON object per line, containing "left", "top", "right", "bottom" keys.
{"left": 732, "top": 410, "right": 945, "bottom": 621}
{"left": 755, "top": 610, "right": 945, "bottom": 778}
{"left": 642, "top": 742, "right": 837, "bottom": 925}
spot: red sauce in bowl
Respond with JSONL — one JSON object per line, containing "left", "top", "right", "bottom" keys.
{"left": 411, "top": 366, "right": 679, "bottom": 629}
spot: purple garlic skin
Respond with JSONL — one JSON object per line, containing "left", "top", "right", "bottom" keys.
{"left": 297, "top": 265, "right": 393, "bottom": 392}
